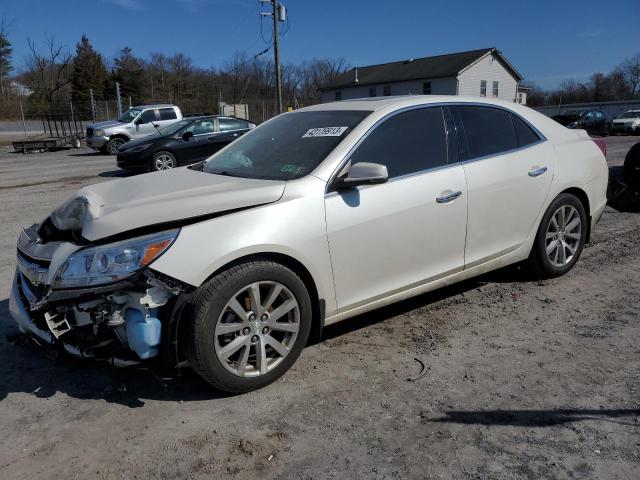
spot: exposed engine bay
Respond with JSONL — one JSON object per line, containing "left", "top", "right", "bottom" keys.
{"left": 10, "top": 218, "right": 191, "bottom": 367}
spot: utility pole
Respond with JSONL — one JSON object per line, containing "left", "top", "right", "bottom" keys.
{"left": 115, "top": 81, "right": 122, "bottom": 115}
{"left": 261, "top": 0, "right": 286, "bottom": 114}
{"left": 89, "top": 88, "right": 96, "bottom": 122}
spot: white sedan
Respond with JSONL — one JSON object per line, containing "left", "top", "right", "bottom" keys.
{"left": 10, "top": 96, "right": 608, "bottom": 392}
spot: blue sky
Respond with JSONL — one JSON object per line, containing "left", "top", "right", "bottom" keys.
{"left": 2, "top": 0, "right": 639, "bottom": 89}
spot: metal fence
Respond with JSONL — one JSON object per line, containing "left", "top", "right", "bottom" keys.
{"left": 534, "top": 100, "right": 640, "bottom": 119}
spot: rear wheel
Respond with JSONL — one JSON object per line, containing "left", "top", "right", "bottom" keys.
{"left": 184, "top": 260, "right": 312, "bottom": 393}
{"left": 528, "top": 193, "right": 587, "bottom": 278}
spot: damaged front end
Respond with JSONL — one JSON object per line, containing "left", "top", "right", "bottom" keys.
{"left": 9, "top": 221, "right": 189, "bottom": 367}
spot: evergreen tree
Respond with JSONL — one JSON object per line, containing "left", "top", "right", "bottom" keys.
{"left": 71, "top": 34, "right": 108, "bottom": 114}
{"left": 0, "top": 23, "right": 13, "bottom": 98}
{"left": 112, "top": 46, "right": 144, "bottom": 104}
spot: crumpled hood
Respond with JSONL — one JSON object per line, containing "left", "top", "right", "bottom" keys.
{"left": 58, "top": 168, "right": 286, "bottom": 241}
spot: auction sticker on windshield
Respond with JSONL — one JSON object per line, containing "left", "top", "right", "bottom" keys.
{"left": 302, "top": 126, "right": 348, "bottom": 138}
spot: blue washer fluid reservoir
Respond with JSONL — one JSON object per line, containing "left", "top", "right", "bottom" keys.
{"left": 125, "top": 308, "right": 162, "bottom": 359}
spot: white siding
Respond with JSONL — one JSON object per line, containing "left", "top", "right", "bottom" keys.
{"left": 320, "top": 77, "right": 457, "bottom": 103}
{"left": 457, "top": 53, "right": 518, "bottom": 102}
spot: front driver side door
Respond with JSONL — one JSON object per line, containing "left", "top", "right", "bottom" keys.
{"left": 324, "top": 106, "right": 468, "bottom": 313}
{"left": 133, "top": 109, "right": 159, "bottom": 138}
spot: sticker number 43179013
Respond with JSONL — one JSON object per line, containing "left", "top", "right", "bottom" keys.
{"left": 302, "top": 126, "right": 348, "bottom": 138}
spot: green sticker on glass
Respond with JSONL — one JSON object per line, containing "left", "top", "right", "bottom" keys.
{"left": 281, "top": 164, "right": 305, "bottom": 175}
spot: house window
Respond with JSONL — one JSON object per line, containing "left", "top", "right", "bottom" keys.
{"left": 383, "top": 85, "right": 391, "bottom": 96}
{"left": 480, "top": 80, "right": 487, "bottom": 96}
{"left": 369, "top": 87, "right": 376, "bottom": 97}
{"left": 335, "top": 91, "right": 342, "bottom": 101}
{"left": 423, "top": 81, "right": 432, "bottom": 95}
{"left": 492, "top": 81, "right": 499, "bottom": 97}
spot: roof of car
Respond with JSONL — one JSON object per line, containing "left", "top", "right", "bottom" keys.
{"left": 131, "top": 104, "right": 177, "bottom": 109}
{"left": 298, "top": 95, "right": 528, "bottom": 113}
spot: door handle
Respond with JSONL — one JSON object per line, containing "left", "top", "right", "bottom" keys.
{"left": 436, "top": 190, "right": 462, "bottom": 203}
{"left": 528, "top": 166, "right": 548, "bottom": 177}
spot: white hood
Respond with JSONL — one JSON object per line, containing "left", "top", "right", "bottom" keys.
{"left": 58, "top": 168, "right": 286, "bottom": 241}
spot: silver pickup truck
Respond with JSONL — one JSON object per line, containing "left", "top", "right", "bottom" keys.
{"left": 86, "top": 104, "right": 183, "bottom": 154}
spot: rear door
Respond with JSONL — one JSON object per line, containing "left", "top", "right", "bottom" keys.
{"left": 211, "top": 118, "right": 252, "bottom": 153}
{"left": 452, "top": 105, "right": 555, "bottom": 268}
{"left": 157, "top": 107, "right": 179, "bottom": 128}
{"left": 325, "top": 106, "right": 468, "bottom": 312}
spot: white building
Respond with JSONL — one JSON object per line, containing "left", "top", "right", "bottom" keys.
{"left": 320, "top": 48, "right": 525, "bottom": 104}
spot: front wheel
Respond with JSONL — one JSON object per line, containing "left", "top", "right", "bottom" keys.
{"left": 528, "top": 193, "right": 587, "bottom": 278}
{"left": 183, "top": 260, "right": 312, "bottom": 393}
{"left": 106, "top": 137, "right": 127, "bottom": 155}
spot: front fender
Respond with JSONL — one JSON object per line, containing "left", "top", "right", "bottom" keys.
{"left": 149, "top": 176, "right": 337, "bottom": 316}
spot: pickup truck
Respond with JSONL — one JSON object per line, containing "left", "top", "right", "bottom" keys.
{"left": 86, "top": 104, "right": 183, "bottom": 154}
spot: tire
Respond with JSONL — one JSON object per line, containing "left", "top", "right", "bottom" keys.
{"left": 106, "top": 137, "right": 127, "bottom": 155}
{"left": 527, "top": 193, "right": 588, "bottom": 278}
{"left": 152, "top": 151, "right": 177, "bottom": 171}
{"left": 183, "top": 260, "right": 312, "bottom": 393}
{"left": 623, "top": 143, "right": 640, "bottom": 191}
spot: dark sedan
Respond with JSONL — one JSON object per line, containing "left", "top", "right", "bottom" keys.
{"left": 116, "top": 116, "right": 255, "bottom": 172}
{"left": 551, "top": 109, "right": 611, "bottom": 136}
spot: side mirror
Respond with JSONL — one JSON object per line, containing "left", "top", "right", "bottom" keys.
{"left": 334, "top": 162, "right": 388, "bottom": 190}
{"left": 182, "top": 131, "right": 194, "bottom": 141}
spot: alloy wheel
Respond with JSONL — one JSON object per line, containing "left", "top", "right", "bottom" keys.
{"left": 154, "top": 154, "right": 175, "bottom": 170}
{"left": 545, "top": 205, "right": 582, "bottom": 267}
{"left": 214, "top": 281, "right": 300, "bottom": 377}
{"left": 108, "top": 138, "right": 125, "bottom": 154}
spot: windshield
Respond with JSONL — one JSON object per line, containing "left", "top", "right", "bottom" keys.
{"left": 617, "top": 111, "right": 640, "bottom": 119}
{"left": 158, "top": 119, "right": 191, "bottom": 136}
{"left": 118, "top": 108, "right": 143, "bottom": 123}
{"left": 202, "top": 110, "right": 371, "bottom": 180}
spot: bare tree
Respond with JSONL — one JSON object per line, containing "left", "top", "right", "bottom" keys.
{"left": 623, "top": 54, "right": 640, "bottom": 97}
{"left": 25, "top": 37, "right": 72, "bottom": 108}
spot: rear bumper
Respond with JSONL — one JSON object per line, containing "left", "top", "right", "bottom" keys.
{"left": 612, "top": 124, "right": 638, "bottom": 134}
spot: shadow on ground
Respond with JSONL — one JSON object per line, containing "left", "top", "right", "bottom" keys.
{"left": 431, "top": 408, "right": 640, "bottom": 427}
{"left": 0, "top": 264, "right": 534, "bottom": 408}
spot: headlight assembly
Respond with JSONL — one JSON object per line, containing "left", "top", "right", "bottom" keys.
{"left": 94, "top": 129, "right": 105, "bottom": 137}
{"left": 54, "top": 229, "right": 179, "bottom": 288}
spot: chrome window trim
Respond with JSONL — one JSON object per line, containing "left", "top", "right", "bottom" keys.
{"left": 324, "top": 101, "right": 547, "bottom": 195}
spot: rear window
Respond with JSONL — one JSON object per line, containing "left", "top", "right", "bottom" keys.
{"left": 512, "top": 115, "right": 541, "bottom": 147}
{"left": 219, "top": 118, "right": 250, "bottom": 132}
{"left": 454, "top": 106, "right": 518, "bottom": 159}
{"left": 159, "top": 108, "right": 177, "bottom": 120}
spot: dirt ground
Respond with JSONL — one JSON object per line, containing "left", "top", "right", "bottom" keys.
{"left": 0, "top": 136, "right": 639, "bottom": 480}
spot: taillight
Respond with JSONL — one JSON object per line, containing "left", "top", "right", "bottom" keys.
{"left": 592, "top": 137, "right": 606, "bottom": 157}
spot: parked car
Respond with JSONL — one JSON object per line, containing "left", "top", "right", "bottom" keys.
{"left": 116, "top": 116, "right": 255, "bottom": 172}
{"left": 552, "top": 109, "right": 611, "bottom": 136}
{"left": 10, "top": 96, "right": 608, "bottom": 393}
{"left": 86, "top": 104, "right": 183, "bottom": 154}
{"left": 611, "top": 110, "right": 640, "bottom": 135}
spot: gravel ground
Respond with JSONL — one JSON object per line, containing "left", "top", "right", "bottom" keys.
{"left": 0, "top": 137, "right": 639, "bottom": 480}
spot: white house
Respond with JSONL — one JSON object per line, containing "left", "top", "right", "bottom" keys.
{"left": 320, "top": 48, "right": 525, "bottom": 104}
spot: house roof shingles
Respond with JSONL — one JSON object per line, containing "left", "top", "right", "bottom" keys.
{"left": 320, "top": 47, "right": 522, "bottom": 91}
